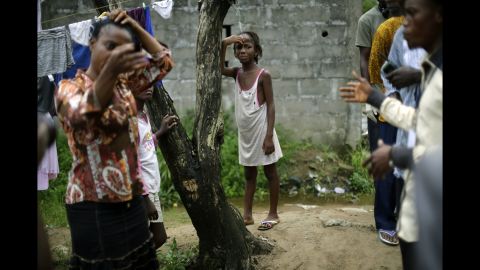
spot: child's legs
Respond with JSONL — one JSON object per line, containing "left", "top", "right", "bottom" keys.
{"left": 264, "top": 163, "right": 280, "bottom": 220}
{"left": 149, "top": 222, "right": 167, "bottom": 249}
{"left": 244, "top": 166, "right": 258, "bottom": 219}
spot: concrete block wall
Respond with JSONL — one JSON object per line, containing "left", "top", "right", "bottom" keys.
{"left": 41, "top": 0, "right": 362, "bottom": 146}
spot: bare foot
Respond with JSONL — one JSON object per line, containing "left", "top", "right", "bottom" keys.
{"left": 243, "top": 215, "right": 254, "bottom": 225}
{"left": 264, "top": 214, "right": 280, "bottom": 223}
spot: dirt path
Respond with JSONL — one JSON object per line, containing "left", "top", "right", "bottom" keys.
{"left": 248, "top": 203, "right": 402, "bottom": 270}
{"left": 48, "top": 203, "right": 402, "bottom": 269}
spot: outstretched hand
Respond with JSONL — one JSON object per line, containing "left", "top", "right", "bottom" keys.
{"left": 339, "top": 71, "right": 374, "bottom": 103}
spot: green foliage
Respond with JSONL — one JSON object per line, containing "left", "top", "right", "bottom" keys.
{"left": 38, "top": 131, "right": 70, "bottom": 227}
{"left": 363, "top": 0, "right": 377, "bottom": 13}
{"left": 178, "top": 109, "right": 195, "bottom": 138}
{"left": 347, "top": 143, "right": 374, "bottom": 194}
{"left": 158, "top": 149, "right": 181, "bottom": 208}
{"left": 157, "top": 238, "right": 198, "bottom": 270}
{"left": 50, "top": 245, "right": 70, "bottom": 269}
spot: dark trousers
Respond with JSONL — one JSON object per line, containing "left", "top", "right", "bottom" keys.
{"left": 374, "top": 121, "right": 402, "bottom": 231}
{"left": 400, "top": 239, "right": 418, "bottom": 270}
{"left": 367, "top": 118, "right": 380, "bottom": 152}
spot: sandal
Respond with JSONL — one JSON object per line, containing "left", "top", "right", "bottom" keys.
{"left": 378, "top": 229, "right": 399, "bottom": 246}
{"left": 258, "top": 220, "right": 279, "bottom": 231}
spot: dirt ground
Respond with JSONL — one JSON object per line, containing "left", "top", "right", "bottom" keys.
{"left": 168, "top": 203, "right": 402, "bottom": 270}
{"left": 45, "top": 138, "right": 398, "bottom": 270}
{"left": 48, "top": 202, "right": 402, "bottom": 270}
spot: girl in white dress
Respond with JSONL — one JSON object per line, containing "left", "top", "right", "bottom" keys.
{"left": 221, "top": 31, "right": 283, "bottom": 230}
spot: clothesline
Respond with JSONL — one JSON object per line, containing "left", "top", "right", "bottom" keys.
{"left": 41, "top": 0, "right": 151, "bottom": 25}
{"left": 38, "top": 1, "right": 160, "bottom": 78}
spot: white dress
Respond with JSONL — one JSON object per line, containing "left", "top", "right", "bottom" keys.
{"left": 235, "top": 68, "right": 283, "bottom": 166}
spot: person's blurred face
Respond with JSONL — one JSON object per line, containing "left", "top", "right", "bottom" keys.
{"left": 133, "top": 86, "right": 154, "bottom": 101}
{"left": 89, "top": 24, "right": 133, "bottom": 75}
{"left": 403, "top": 0, "right": 442, "bottom": 52}
{"left": 385, "top": 0, "right": 403, "bottom": 17}
{"left": 378, "top": 0, "right": 390, "bottom": 18}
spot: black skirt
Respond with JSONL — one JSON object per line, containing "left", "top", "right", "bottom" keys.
{"left": 66, "top": 196, "right": 159, "bottom": 270}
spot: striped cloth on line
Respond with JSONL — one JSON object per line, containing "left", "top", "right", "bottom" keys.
{"left": 37, "top": 26, "right": 75, "bottom": 77}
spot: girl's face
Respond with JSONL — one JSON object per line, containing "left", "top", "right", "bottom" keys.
{"left": 89, "top": 24, "right": 133, "bottom": 75}
{"left": 403, "top": 0, "right": 442, "bottom": 51}
{"left": 234, "top": 35, "right": 257, "bottom": 64}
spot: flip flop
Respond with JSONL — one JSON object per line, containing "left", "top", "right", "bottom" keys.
{"left": 258, "top": 220, "right": 279, "bottom": 231}
{"left": 378, "top": 229, "right": 399, "bottom": 246}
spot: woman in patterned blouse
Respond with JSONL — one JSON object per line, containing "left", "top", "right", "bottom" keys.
{"left": 54, "top": 9, "right": 173, "bottom": 269}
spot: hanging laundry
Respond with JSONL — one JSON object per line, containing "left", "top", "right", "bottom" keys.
{"left": 65, "top": 41, "right": 91, "bottom": 78}
{"left": 54, "top": 8, "right": 155, "bottom": 84}
{"left": 54, "top": 41, "right": 91, "bottom": 84}
{"left": 127, "top": 7, "right": 147, "bottom": 30}
{"left": 145, "top": 6, "right": 155, "bottom": 36}
{"left": 37, "top": 76, "right": 56, "bottom": 114}
{"left": 37, "top": 76, "right": 59, "bottom": 191}
{"left": 152, "top": 0, "right": 173, "bottom": 19}
{"left": 54, "top": 18, "right": 93, "bottom": 84}
{"left": 37, "top": 114, "right": 59, "bottom": 190}
{"left": 68, "top": 19, "right": 93, "bottom": 46}
{"left": 38, "top": 26, "right": 75, "bottom": 77}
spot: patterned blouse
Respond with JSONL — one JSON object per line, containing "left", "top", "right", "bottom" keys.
{"left": 55, "top": 52, "right": 170, "bottom": 204}
{"left": 368, "top": 16, "right": 404, "bottom": 92}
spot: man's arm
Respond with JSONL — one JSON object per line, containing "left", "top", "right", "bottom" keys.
{"left": 391, "top": 145, "right": 414, "bottom": 169}
{"left": 339, "top": 71, "right": 417, "bottom": 131}
{"left": 359, "top": 46, "right": 371, "bottom": 82}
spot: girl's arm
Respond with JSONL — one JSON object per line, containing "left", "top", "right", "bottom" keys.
{"left": 111, "top": 9, "right": 168, "bottom": 56}
{"left": 261, "top": 70, "right": 276, "bottom": 155}
{"left": 221, "top": 35, "right": 243, "bottom": 78}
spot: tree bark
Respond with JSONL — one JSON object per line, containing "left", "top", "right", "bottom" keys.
{"left": 145, "top": 0, "right": 274, "bottom": 268}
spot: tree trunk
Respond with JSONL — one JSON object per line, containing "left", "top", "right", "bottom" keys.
{"left": 145, "top": 0, "right": 273, "bottom": 268}
{"left": 92, "top": 0, "right": 271, "bottom": 267}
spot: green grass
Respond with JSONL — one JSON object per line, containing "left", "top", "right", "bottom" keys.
{"left": 163, "top": 206, "right": 191, "bottom": 227}
{"left": 348, "top": 142, "right": 374, "bottom": 194}
{"left": 157, "top": 238, "right": 198, "bottom": 270}
{"left": 38, "top": 131, "right": 70, "bottom": 227}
